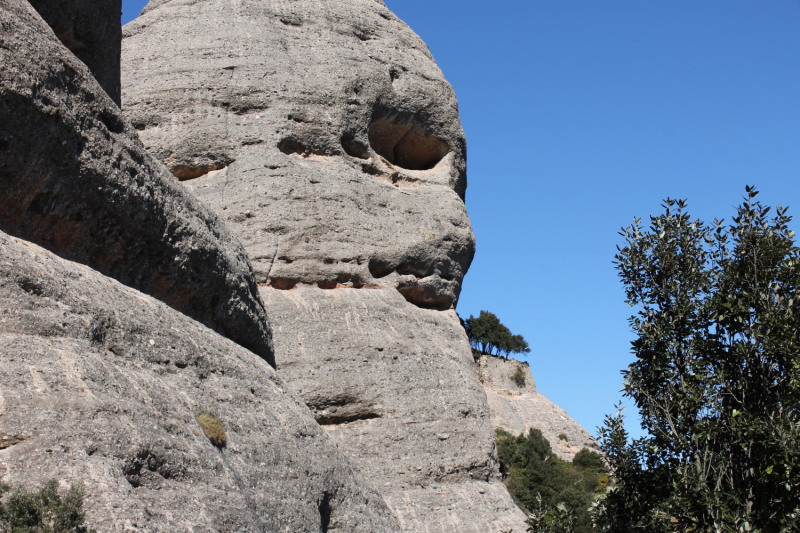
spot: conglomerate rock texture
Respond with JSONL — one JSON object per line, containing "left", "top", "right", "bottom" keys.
{"left": 0, "top": 230, "right": 401, "bottom": 533}
{"left": 27, "top": 0, "right": 122, "bottom": 106}
{"left": 262, "top": 287, "right": 528, "bottom": 532}
{"left": 478, "top": 355, "right": 599, "bottom": 461}
{"left": 0, "top": 0, "right": 273, "bottom": 364}
{"left": 121, "top": 0, "right": 529, "bottom": 530}
{"left": 121, "top": 0, "right": 474, "bottom": 310}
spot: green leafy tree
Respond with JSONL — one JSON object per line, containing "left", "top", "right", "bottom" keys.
{"left": 0, "top": 479, "right": 95, "bottom": 533}
{"left": 465, "top": 311, "right": 531, "bottom": 359}
{"left": 595, "top": 188, "right": 800, "bottom": 533}
{"left": 495, "top": 428, "right": 607, "bottom": 533}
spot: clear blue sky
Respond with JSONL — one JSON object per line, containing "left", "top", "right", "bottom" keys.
{"left": 121, "top": 1, "right": 800, "bottom": 440}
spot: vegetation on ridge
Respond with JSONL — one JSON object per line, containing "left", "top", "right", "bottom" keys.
{"left": 464, "top": 310, "right": 531, "bottom": 359}
{"left": 512, "top": 365, "right": 527, "bottom": 387}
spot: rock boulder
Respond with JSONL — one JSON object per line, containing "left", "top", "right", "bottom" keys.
{"left": 122, "top": 0, "right": 474, "bottom": 310}
{"left": 0, "top": 230, "right": 401, "bottom": 533}
{"left": 0, "top": 0, "right": 273, "bottom": 364}
{"left": 27, "top": 0, "right": 122, "bottom": 106}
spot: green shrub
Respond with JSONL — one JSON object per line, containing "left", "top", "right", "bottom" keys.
{"left": 464, "top": 311, "right": 531, "bottom": 359}
{"left": 196, "top": 412, "right": 227, "bottom": 448}
{"left": 558, "top": 433, "right": 568, "bottom": 442}
{"left": 0, "top": 479, "right": 95, "bottom": 533}
{"left": 495, "top": 428, "right": 607, "bottom": 533}
{"left": 511, "top": 366, "right": 526, "bottom": 387}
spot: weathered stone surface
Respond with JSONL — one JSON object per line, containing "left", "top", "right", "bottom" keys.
{"left": 262, "top": 287, "right": 528, "bottom": 533}
{"left": 478, "top": 355, "right": 599, "bottom": 460}
{"left": 27, "top": 0, "right": 122, "bottom": 106}
{"left": 121, "top": 0, "right": 475, "bottom": 310}
{"left": 122, "top": 1, "right": 529, "bottom": 528}
{"left": 0, "top": 0, "right": 273, "bottom": 365}
{"left": 0, "top": 230, "right": 401, "bottom": 533}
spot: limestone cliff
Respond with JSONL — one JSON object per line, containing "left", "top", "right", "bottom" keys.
{"left": 478, "top": 356, "right": 600, "bottom": 461}
{"left": 121, "top": 0, "right": 528, "bottom": 530}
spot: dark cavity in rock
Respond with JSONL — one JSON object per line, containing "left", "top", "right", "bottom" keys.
{"left": 368, "top": 119, "right": 449, "bottom": 170}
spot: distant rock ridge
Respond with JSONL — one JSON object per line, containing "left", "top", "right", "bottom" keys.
{"left": 478, "top": 355, "right": 600, "bottom": 460}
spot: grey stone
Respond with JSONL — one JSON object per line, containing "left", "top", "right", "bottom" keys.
{"left": 262, "top": 287, "right": 529, "bottom": 532}
{"left": 478, "top": 355, "right": 600, "bottom": 460}
{"left": 27, "top": 0, "right": 122, "bottom": 106}
{"left": 0, "top": 230, "right": 401, "bottom": 533}
{"left": 0, "top": 0, "right": 273, "bottom": 365}
{"left": 122, "top": 0, "right": 528, "bottom": 528}
{"left": 121, "top": 0, "right": 474, "bottom": 310}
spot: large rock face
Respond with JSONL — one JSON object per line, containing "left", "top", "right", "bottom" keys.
{"left": 121, "top": 0, "right": 474, "bottom": 310}
{"left": 0, "top": 0, "right": 273, "bottom": 364}
{"left": 0, "top": 230, "right": 401, "bottom": 533}
{"left": 478, "top": 356, "right": 599, "bottom": 460}
{"left": 121, "top": 0, "right": 528, "bottom": 530}
{"left": 27, "top": 0, "right": 122, "bottom": 106}
{"left": 262, "top": 287, "right": 528, "bottom": 532}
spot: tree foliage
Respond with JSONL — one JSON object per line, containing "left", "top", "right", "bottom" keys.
{"left": 0, "top": 479, "right": 95, "bottom": 533}
{"left": 465, "top": 311, "right": 531, "bottom": 359}
{"left": 495, "top": 428, "right": 608, "bottom": 533}
{"left": 595, "top": 188, "right": 800, "bottom": 532}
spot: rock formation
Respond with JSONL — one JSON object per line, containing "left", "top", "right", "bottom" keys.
{"left": 0, "top": 0, "right": 273, "bottom": 364}
{"left": 0, "top": 0, "right": 600, "bottom": 529}
{"left": 121, "top": 0, "right": 474, "bottom": 310}
{"left": 121, "top": 0, "right": 528, "bottom": 530}
{"left": 262, "top": 288, "right": 528, "bottom": 532}
{"left": 478, "top": 356, "right": 599, "bottom": 460}
{"left": 0, "top": 230, "right": 400, "bottom": 532}
{"left": 27, "top": 0, "right": 121, "bottom": 106}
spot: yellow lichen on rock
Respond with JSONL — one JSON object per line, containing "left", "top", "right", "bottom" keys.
{"left": 196, "top": 412, "right": 227, "bottom": 448}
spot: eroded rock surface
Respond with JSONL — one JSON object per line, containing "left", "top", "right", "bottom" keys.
{"left": 122, "top": 1, "right": 530, "bottom": 529}
{"left": 122, "top": 0, "right": 474, "bottom": 310}
{"left": 263, "top": 287, "right": 528, "bottom": 533}
{"left": 478, "top": 356, "right": 599, "bottom": 460}
{"left": 0, "top": 0, "right": 273, "bottom": 364}
{"left": 27, "top": 0, "right": 122, "bottom": 105}
{"left": 0, "top": 231, "right": 401, "bottom": 533}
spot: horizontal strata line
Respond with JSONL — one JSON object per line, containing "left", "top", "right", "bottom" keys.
{"left": 257, "top": 281, "right": 389, "bottom": 290}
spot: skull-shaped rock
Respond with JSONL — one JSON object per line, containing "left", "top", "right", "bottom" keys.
{"left": 122, "top": 0, "right": 475, "bottom": 310}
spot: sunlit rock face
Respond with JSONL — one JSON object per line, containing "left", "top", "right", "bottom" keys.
{"left": 0, "top": 229, "right": 402, "bottom": 533}
{"left": 121, "top": 0, "right": 474, "bottom": 310}
{"left": 122, "top": 1, "right": 529, "bottom": 530}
